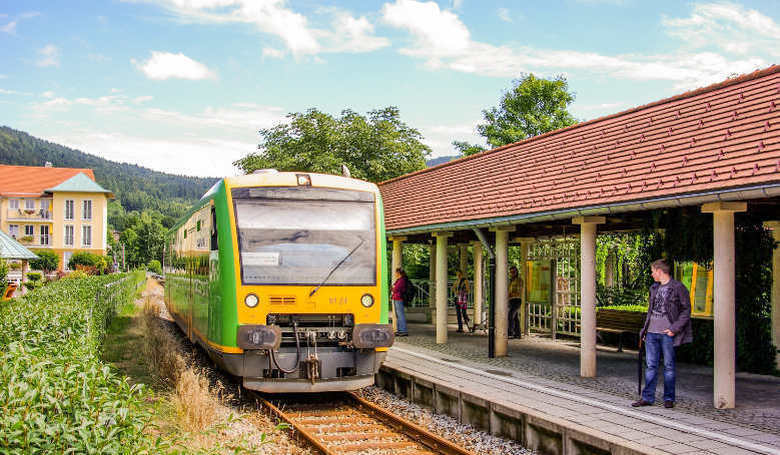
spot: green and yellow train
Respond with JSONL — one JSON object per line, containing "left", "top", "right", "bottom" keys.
{"left": 164, "top": 170, "right": 393, "bottom": 392}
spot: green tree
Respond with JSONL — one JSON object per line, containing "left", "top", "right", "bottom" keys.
{"left": 454, "top": 74, "right": 577, "bottom": 155}
{"left": 234, "top": 107, "right": 430, "bottom": 183}
{"left": 147, "top": 259, "right": 162, "bottom": 275}
{"left": 30, "top": 250, "right": 59, "bottom": 274}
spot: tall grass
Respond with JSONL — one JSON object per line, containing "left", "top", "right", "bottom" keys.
{"left": 0, "top": 272, "right": 165, "bottom": 454}
{"left": 140, "top": 298, "right": 218, "bottom": 434}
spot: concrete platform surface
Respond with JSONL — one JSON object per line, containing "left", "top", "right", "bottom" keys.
{"left": 380, "top": 323, "right": 780, "bottom": 455}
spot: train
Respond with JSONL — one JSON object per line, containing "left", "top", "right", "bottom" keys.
{"left": 163, "top": 170, "right": 394, "bottom": 392}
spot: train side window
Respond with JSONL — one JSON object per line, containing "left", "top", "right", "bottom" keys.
{"left": 210, "top": 206, "right": 218, "bottom": 250}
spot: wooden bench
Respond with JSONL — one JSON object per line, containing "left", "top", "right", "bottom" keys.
{"left": 596, "top": 309, "right": 645, "bottom": 352}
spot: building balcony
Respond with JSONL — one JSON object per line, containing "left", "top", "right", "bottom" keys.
{"left": 16, "top": 236, "right": 53, "bottom": 249}
{"left": 6, "top": 208, "right": 53, "bottom": 221}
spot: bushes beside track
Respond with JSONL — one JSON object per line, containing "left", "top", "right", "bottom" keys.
{"left": 0, "top": 271, "right": 162, "bottom": 453}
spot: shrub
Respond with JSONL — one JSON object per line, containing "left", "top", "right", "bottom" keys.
{"left": 63, "top": 269, "right": 90, "bottom": 280}
{"left": 68, "top": 252, "right": 108, "bottom": 274}
{"left": 0, "top": 272, "right": 159, "bottom": 452}
{"left": 147, "top": 259, "right": 162, "bottom": 275}
{"left": 75, "top": 264, "right": 100, "bottom": 276}
{"left": 30, "top": 250, "right": 59, "bottom": 273}
{"left": 26, "top": 272, "right": 42, "bottom": 282}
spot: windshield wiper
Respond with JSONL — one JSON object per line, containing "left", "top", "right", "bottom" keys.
{"left": 309, "top": 238, "right": 365, "bottom": 297}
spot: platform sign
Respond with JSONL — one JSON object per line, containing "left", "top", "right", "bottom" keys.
{"left": 675, "top": 261, "right": 713, "bottom": 318}
{"left": 526, "top": 260, "right": 552, "bottom": 304}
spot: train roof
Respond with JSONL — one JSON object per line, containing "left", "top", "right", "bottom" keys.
{"left": 167, "top": 171, "right": 380, "bottom": 234}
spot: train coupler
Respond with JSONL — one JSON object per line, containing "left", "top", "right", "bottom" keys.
{"left": 302, "top": 355, "right": 321, "bottom": 384}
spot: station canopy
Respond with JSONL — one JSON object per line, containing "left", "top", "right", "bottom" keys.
{"left": 380, "top": 65, "right": 780, "bottom": 239}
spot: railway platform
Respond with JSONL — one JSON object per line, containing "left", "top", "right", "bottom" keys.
{"left": 378, "top": 323, "right": 780, "bottom": 455}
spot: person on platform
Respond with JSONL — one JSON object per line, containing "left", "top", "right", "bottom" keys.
{"left": 392, "top": 268, "right": 410, "bottom": 337}
{"left": 454, "top": 270, "right": 471, "bottom": 332}
{"left": 632, "top": 259, "right": 693, "bottom": 409}
{"left": 508, "top": 266, "right": 524, "bottom": 338}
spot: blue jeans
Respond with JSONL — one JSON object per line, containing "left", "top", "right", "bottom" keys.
{"left": 393, "top": 299, "right": 407, "bottom": 334}
{"left": 641, "top": 332, "right": 676, "bottom": 403}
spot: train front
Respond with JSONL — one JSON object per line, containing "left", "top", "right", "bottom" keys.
{"left": 227, "top": 172, "right": 393, "bottom": 392}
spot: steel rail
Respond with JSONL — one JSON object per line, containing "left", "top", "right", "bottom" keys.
{"left": 346, "top": 392, "right": 476, "bottom": 455}
{"left": 251, "top": 391, "right": 476, "bottom": 455}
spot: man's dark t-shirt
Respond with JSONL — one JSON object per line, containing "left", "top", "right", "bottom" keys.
{"left": 647, "top": 282, "right": 672, "bottom": 334}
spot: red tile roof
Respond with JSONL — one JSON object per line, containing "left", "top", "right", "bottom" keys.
{"left": 0, "top": 165, "right": 97, "bottom": 197}
{"left": 380, "top": 65, "right": 780, "bottom": 232}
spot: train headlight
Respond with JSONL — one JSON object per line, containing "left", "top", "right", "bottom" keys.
{"left": 360, "top": 294, "right": 374, "bottom": 308}
{"left": 244, "top": 293, "right": 259, "bottom": 308}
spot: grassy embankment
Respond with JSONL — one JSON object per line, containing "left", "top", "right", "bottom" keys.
{"left": 0, "top": 273, "right": 279, "bottom": 454}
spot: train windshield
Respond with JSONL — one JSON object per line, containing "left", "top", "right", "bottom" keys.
{"left": 232, "top": 187, "right": 376, "bottom": 286}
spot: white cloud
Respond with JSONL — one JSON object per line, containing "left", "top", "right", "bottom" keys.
{"left": 36, "top": 44, "right": 60, "bottom": 67}
{"left": 148, "top": 0, "right": 321, "bottom": 56}
{"left": 41, "top": 91, "right": 55, "bottom": 98}
{"left": 321, "top": 12, "right": 390, "bottom": 53}
{"left": 419, "top": 122, "right": 483, "bottom": 158}
{"left": 381, "top": 0, "right": 767, "bottom": 89}
{"left": 1, "top": 20, "right": 17, "bottom": 33}
{"left": 497, "top": 8, "right": 511, "bottom": 23}
{"left": 1, "top": 11, "right": 39, "bottom": 34}
{"left": 133, "top": 95, "right": 154, "bottom": 104}
{"left": 27, "top": 90, "right": 288, "bottom": 176}
{"left": 662, "top": 2, "right": 780, "bottom": 57}
{"left": 382, "top": 0, "right": 471, "bottom": 58}
{"left": 133, "top": 51, "right": 216, "bottom": 80}
{"left": 262, "top": 47, "right": 285, "bottom": 58}
{"left": 73, "top": 95, "right": 130, "bottom": 112}
{"left": 49, "top": 132, "right": 249, "bottom": 177}
{"left": 148, "top": 0, "right": 389, "bottom": 58}
{"left": 142, "top": 102, "right": 285, "bottom": 131}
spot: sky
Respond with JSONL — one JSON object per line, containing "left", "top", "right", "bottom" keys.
{"left": 1, "top": 0, "right": 778, "bottom": 178}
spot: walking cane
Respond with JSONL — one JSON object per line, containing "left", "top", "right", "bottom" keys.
{"left": 637, "top": 337, "right": 643, "bottom": 396}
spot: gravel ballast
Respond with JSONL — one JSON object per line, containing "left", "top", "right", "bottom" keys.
{"left": 356, "top": 386, "right": 535, "bottom": 455}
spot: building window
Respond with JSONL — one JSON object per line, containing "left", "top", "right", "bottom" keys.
{"left": 25, "top": 199, "right": 35, "bottom": 210}
{"left": 82, "top": 200, "right": 92, "bottom": 220}
{"left": 65, "top": 225, "right": 74, "bottom": 246}
{"left": 8, "top": 225, "right": 19, "bottom": 238}
{"left": 24, "top": 225, "right": 34, "bottom": 236}
{"left": 9, "top": 199, "right": 19, "bottom": 209}
{"left": 82, "top": 225, "right": 92, "bottom": 247}
{"left": 40, "top": 225, "right": 50, "bottom": 246}
{"left": 65, "top": 200, "right": 74, "bottom": 220}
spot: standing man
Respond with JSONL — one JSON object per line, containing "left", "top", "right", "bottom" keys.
{"left": 508, "top": 266, "right": 524, "bottom": 338}
{"left": 632, "top": 259, "right": 693, "bottom": 409}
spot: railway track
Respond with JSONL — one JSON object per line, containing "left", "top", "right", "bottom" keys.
{"left": 253, "top": 391, "right": 476, "bottom": 455}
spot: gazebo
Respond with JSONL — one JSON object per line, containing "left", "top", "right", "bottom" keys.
{"left": 0, "top": 229, "right": 39, "bottom": 296}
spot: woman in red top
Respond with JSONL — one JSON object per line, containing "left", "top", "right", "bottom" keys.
{"left": 392, "top": 268, "right": 409, "bottom": 336}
